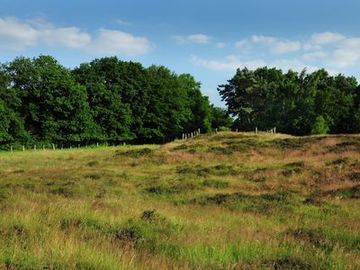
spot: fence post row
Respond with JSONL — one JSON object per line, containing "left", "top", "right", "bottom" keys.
{"left": 181, "top": 129, "right": 201, "bottom": 140}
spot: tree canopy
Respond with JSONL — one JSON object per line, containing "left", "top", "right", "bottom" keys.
{"left": 218, "top": 67, "right": 360, "bottom": 135}
{"left": 0, "top": 55, "right": 229, "bottom": 149}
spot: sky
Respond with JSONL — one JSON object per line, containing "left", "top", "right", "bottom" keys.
{"left": 0, "top": 0, "right": 360, "bottom": 106}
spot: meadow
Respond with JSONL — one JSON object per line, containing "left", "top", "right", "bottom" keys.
{"left": 0, "top": 132, "right": 359, "bottom": 269}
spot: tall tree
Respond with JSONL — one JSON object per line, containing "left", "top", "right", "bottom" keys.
{"left": 72, "top": 58, "right": 134, "bottom": 142}
{"left": 7, "top": 55, "right": 97, "bottom": 144}
{"left": 218, "top": 67, "right": 360, "bottom": 135}
{"left": 0, "top": 67, "right": 28, "bottom": 147}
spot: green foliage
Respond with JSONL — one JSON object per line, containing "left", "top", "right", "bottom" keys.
{"left": 210, "top": 106, "right": 233, "bottom": 130}
{"left": 73, "top": 58, "right": 213, "bottom": 143}
{"left": 311, "top": 116, "right": 330, "bottom": 134}
{"left": 6, "top": 56, "right": 98, "bottom": 146}
{"left": 0, "top": 56, "right": 213, "bottom": 148}
{"left": 218, "top": 67, "right": 360, "bottom": 135}
{"left": 0, "top": 68, "right": 29, "bottom": 147}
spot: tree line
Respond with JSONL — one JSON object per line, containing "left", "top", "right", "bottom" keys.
{"left": 218, "top": 67, "right": 360, "bottom": 135}
{"left": 0, "top": 55, "right": 232, "bottom": 149}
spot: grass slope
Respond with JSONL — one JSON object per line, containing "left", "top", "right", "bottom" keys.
{"left": 0, "top": 132, "right": 359, "bottom": 269}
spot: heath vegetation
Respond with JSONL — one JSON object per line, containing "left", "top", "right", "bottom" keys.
{"left": 0, "top": 131, "right": 359, "bottom": 269}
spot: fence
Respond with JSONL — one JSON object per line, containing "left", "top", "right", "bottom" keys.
{"left": 181, "top": 128, "right": 201, "bottom": 140}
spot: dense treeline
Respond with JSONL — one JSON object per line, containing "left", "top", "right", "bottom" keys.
{"left": 0, "top": 55, "right": 232, "bottom": 149}
{"left": 218, "top": 67, "right": 360, "bottom": 135}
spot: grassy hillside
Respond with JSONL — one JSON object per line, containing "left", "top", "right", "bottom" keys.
{"left": 0, "top": 132, "right": 359, "bottom": 269}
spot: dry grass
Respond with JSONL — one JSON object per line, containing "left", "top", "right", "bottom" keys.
{"left": 0, "top": 131, "right": 359, "bottom": 269}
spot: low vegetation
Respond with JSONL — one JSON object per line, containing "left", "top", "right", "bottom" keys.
{"left": 0, "top": 131, "right": 359, "bottom": 269}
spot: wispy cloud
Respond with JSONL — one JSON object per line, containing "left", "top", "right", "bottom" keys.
{"left": 0, "top": 17, "right": 152, "bottom": 56}
{"left": 173, "top": 34, "right": 211, "bottom": 44}
{"left": 310, "top": 32, "right": 345, "bottom": 45}
{"left": 116, "top": 19, "right": 132, "bottom": 26}
{"left": 207, "top": 32, "right": 360, "bottom": 71}
{"left": 191, "top": 55, "right": 266, "bottom": 71}
{"left": 192, "top": 54, "right": 324, "bottom": 75}
{"left": 235, "top": 35, "right": 302, "bottom": 54}
{"left": 301, "top": 51, "right": 327, "bottom": 61}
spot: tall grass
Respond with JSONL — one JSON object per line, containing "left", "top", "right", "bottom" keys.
{"left": 0, "top": 132, "right": 359, "bottom": 269}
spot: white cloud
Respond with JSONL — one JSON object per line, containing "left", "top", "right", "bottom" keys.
{"left": 0, "top": 17, "right": 38, "bottom": 50}
{"left": 174, "top": 34, "right": 211, "bottom": 44}
{"left": 191, "top": 55, "right": 240, "bottom": 71}
{"left": 304, "top": 33, "right": 360, "bottom": 68}
{"left": 302, "top": 51, "right": 327, "bottom": 61}
{"left": 272, "top": 40, "right": 302, "bottom": 54}
{"left": 330, "top": 38, "right": 360, "bottom": 67}
{"left": 235, "top": 35, "right": 301, "bottom": 54}
{"left": 0, "top": 17, "right": 152, "bottom": 56}
{"left": 230, "top": 32, "right": 360, "bottom": 70}
{"left": 251, "top": 35, "right": 276, "bottom": 44}
{"left": 88, "top": 29, "right": 152, "bottom": 56}
{"left": 310, "top": 32, "right": 345, "bottom": 45}
{"left": 191, "top": 55, "right": 266, "bottom": 71}
{"left": 303, "top": 43, "right": 322, "bottom": 51}
{"left": 332, "top": 49, "right": 359, "bottom": 67}
{"left": 191, "top": 54, "right": 323, "bottom": 74}
{"left": 271, "top": 59, "right": 320, "bottom": 73}
{"left": 250, "top": 35, "right": 301, "bottom": 54}
{"left": 40, "top": 27, "right": 91, "bottom": 49}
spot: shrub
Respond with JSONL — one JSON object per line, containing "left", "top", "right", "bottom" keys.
{"left": 113, "top": 210, "right": 180, "bottom": 252}
{"left": 311, "top": 116, "right": 329, "bottom": 135}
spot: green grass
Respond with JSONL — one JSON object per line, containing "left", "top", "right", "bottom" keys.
{"left": 0, "top": 132, "right": 359, "bottom": 269}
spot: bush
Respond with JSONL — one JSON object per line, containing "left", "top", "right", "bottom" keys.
{"left": 311, "top": 116, "right": 329, "bottom": 135}
{"left": 113, "top": 210, "right": 180, "bottom": 252}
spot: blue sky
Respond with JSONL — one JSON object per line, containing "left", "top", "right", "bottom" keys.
{"left": 1, "top": 0, "right": 360, "bottom": 106}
